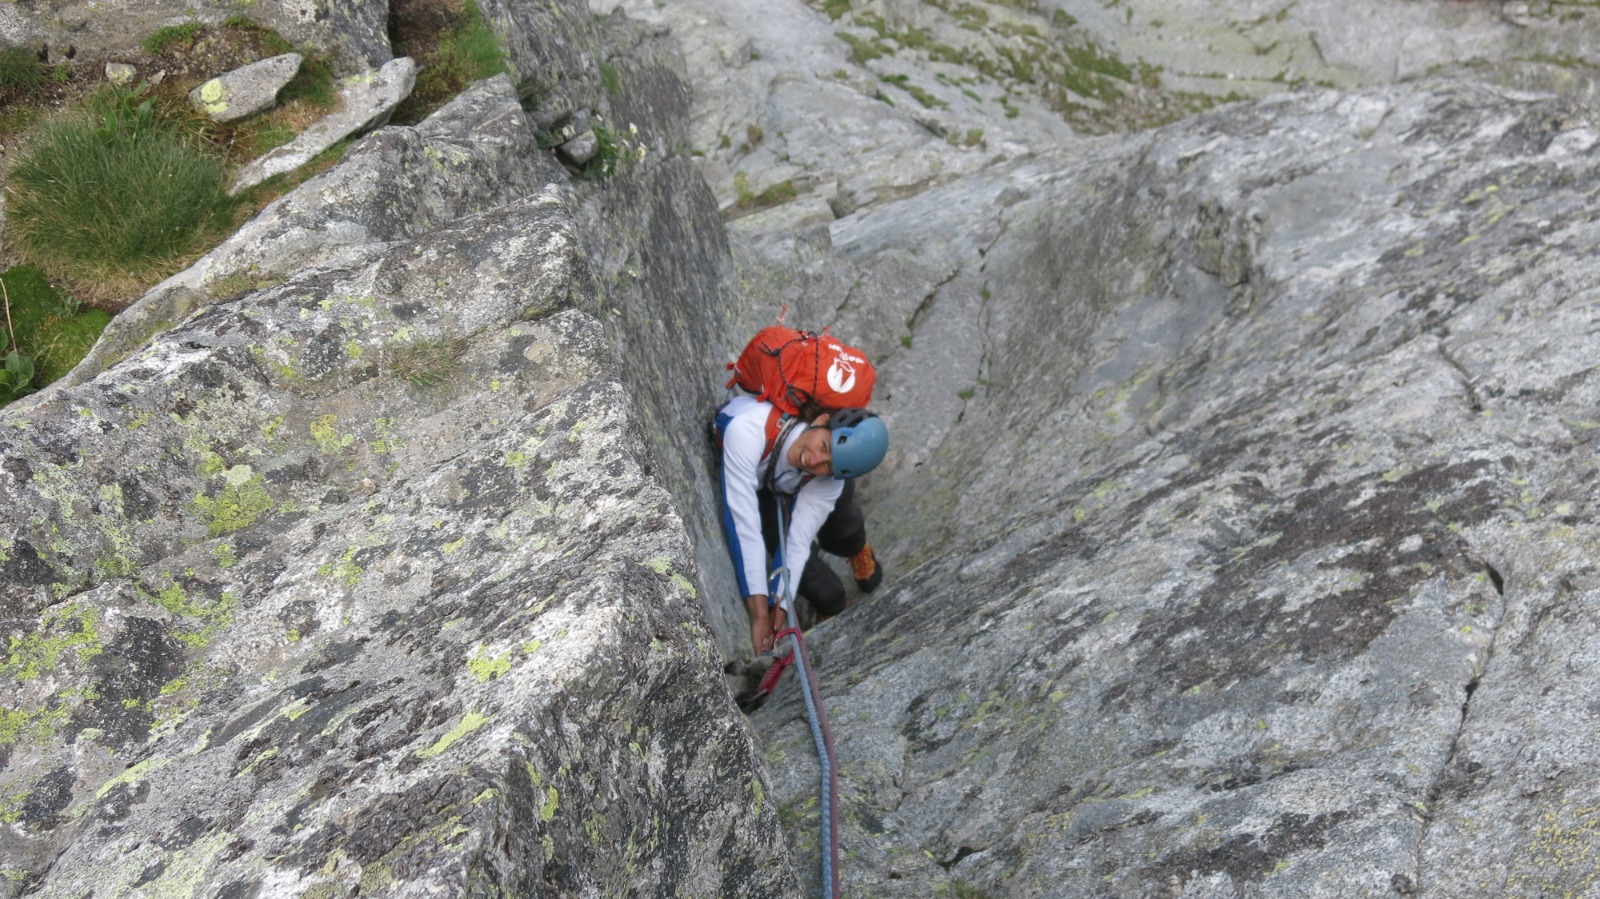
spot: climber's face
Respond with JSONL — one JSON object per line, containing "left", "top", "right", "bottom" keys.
{"left": 788, "top": 414, "right": 833, "bottom": 477}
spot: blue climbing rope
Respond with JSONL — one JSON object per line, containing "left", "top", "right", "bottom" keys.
{"left": 772, "top": 496, "right": 842, "bottom": 898}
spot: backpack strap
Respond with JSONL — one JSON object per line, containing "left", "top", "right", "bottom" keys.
{"left": 762, "top": 407, "right": 803, "bottom": 494}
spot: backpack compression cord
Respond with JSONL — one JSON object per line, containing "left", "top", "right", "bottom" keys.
{"left": 772, "top": 500, "right": 843, "bottom": 898}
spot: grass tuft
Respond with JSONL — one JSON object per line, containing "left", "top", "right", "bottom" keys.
{"left": 388, "top": 337, "right": 464, "bottom": 387}
{"left": 392, "top": 0, "right": 506, "bottom": 123}
{"left": 729, "top": 173, "right": 797, "bottom": 217}
{"left": 820, "top": 0, "right": 851, "bottom": 20}
{"left": 4, "top": 84, "right": 240, "bottom": 300}
{"left": 599, "top": 60, "right": 622, "bottom": 95}
{"left": 0, "top": 43, "right": 46, "bottom": 103}
{"left": 143, "top": 22, "right": 206, "bottom": 55}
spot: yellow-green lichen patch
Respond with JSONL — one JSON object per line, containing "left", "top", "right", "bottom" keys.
{"left": 3, "top": 603, "right": 102, "bottom": 681}
{"left": 0, "top": 702, "right": 72, "bottom": 749}
{"left": 95, "top": 755, "right": 172, "bottom": 799}
{"left": 309, "top": 414, "right": 357, "bottom": 454}
{"left": 136, "top": 831, "right": 233, "bottom": 897}
{"left": 539, "top": 786, "right": 559, "bottom": 821}
{"left": 146, "top": 581, "right": 238, "bottom": 649}
{"left": 0, "top": 787, "right": 29, "bottom": 824}
{"left": 198, "top": 78, "right": 228, "bottom": 114}
{"left": 191, "top": 465, "right": 274, "bottom": 537}
{"left": 318, "top": 295, "right": 379, "bottom": 310}
{"left": 416, "top": 710, "right": 490, "bottom": 759}
{"left": 468, "top": 648, "right": 513, "bottom": 683}
{"left": 282, "top": 697, "right": 311, "bottom": 721}
{"left": 30, "top": 462, "right": 143, "bottom": 577}
{"left": 196, "top": 451, "right": 228, "bottom": 478}
{"left": 317, "top": 546, "right": 364, "bottom": 586}
{"left": 1505, "top": 800, "right": 1600, "bottom": 896}
{"left": 370, "top": 417, "right": 402, "bottom": 455}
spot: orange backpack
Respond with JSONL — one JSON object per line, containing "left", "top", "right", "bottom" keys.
{"left": 726, "top": 325, "right": 876, "bottom": 418}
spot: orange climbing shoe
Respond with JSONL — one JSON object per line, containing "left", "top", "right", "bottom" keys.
{"left": 849, "top": 543, "right": 882, "bottom": 593}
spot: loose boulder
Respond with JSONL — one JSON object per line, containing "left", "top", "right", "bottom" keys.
{"left": 103, "top": 62, "right": 137, "bottom": 86}
{"left": 187, "top": 53, "right": 302, "bottom": 123}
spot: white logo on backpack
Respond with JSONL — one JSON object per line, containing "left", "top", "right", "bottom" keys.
{"left": 827, "top": 358, "right": 856, "bottom": 394}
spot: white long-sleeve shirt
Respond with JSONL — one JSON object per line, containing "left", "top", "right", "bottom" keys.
{"left": 715, "top": 395, "right": 843, "bottom": 614}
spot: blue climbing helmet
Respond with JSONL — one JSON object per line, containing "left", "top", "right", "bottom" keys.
{"left": 827, "top": 408, "right": 888, "bottom": 480}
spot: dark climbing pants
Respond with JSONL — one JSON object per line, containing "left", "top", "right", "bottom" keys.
{"left": 758, "top": 480, "right": 866, "bottom": 617}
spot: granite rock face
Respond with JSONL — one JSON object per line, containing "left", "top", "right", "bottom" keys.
{"left": 753, "top": 80, "right": 1600, "bottom": 898}
{"left": 0, "top": 3, "right": 795, "bottom": 897}
{"left": 8, "top": 0, "right": 1600, "bottom": 897}
{"left": 1, "top": 168, "right": 794, "bottom": 899}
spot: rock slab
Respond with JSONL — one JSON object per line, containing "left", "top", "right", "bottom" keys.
{"left": 230, "top": 56, "right": 418, "bottom": 195}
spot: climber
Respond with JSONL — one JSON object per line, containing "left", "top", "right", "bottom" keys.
{"left": 714, "top": 395, "right": 889, "bottom": 655}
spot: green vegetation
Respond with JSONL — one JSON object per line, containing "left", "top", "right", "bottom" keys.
{"left": 599, "top": 60, "right": 622, "bottom": 95}
{"left": 233, "top": 137, "right": 354, "bottom": 208}
{"left": 583, "top": 125, "right": 624, "bottom": 179}
{"left": 388, "top": 337, "right": 464, "bottom": 387}
{"left": 0, "top": 14, "right": 352, "bottom": 346}
{"left": 835, "top": 32, "right": 885, "bottom": 65}
{"left": 392, "top": 0, "right": 507, "bottom": 124}
{"left": 880, "top": 71, "right": 948, "bottom": 108}
{"left": 904, "top": 81, "right": 947, "bottom": 109}
{"left": 0, "top": 48, "right": 58, "bottom": 140}
{"left": 0, "top": 350, "right": 33, "bottom": 404}
{"left": 4, "top": 84, "right": 240, "bottom": 297}
{"left": 143, "top": 22, "right": 207, "bottom": 55}
{"left": 221, "top": 16, "right": 339, "bottom": 108}
{"left": 0, "top": 267, "right": 111, "bottom": 407}
{"left": 730, "top": 173, "right": 797, "bottom": 217}
{"left": 811, "top": 0, "right": 1182, "bottom": 133}
{"left": 0, "top": 43, "right": 46, "bottom": 104}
